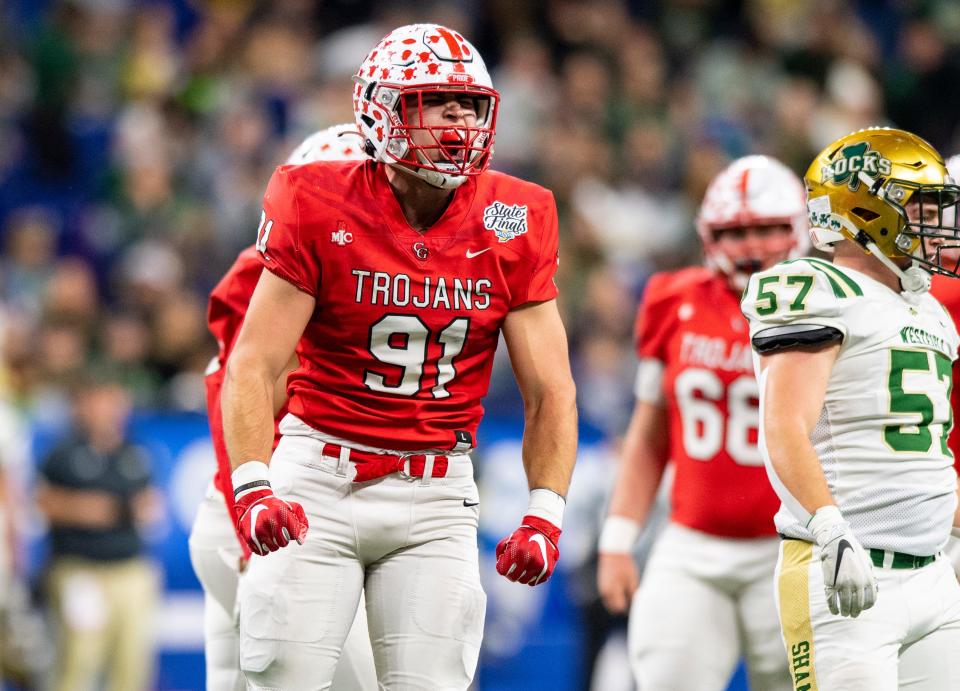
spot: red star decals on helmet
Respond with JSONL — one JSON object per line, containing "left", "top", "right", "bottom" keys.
{"left": 418, "top": 51, "right": 431, "bottom": 62}
{"left": 403, "top": 67, "right": 415, "bottom": 80}
{"left": 427, "top": 63, "right": 439, "bottom": 74}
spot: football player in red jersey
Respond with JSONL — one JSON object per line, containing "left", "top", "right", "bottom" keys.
{"left": 188, "top": 124, "right": 377, "bottom": 691}
{"left": 930, "top": 153, "right": 960, "bottom": 578}
{"left": 597, "top": 156, "right": 807, "bottom": 690}
{"left": 220, "top": 24, "right": 577, "bottom": 690}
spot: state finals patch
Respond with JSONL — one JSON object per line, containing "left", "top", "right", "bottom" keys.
{"left": 483, "top": 201, "right": 528, "bottom": 242}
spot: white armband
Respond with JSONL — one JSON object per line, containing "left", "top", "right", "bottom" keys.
{"left": 598, "top": 515, "right": 642, "bottom": 554}
{"left": 634, "top": 358, "right": 665, "bottom": 404}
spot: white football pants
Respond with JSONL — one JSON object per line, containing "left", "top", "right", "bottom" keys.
{"left": 236, "top": 419, "right": 486, "bottom": 691}
{"left": 628, "top": 522, "right": 790, "bottom": 691}
{"left": 188, "top": 481, "right": 378, "bottom": 690}
{"left": 776, "top": 539, "right": 960, "bottom": 690}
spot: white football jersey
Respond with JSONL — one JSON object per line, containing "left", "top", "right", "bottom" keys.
{"left": 742, "top": 257, "right": 960, "bottom": 555}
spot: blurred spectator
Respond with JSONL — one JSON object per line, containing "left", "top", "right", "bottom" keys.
{"left": 35, "top": 371, "right": 161, "bottom": 691}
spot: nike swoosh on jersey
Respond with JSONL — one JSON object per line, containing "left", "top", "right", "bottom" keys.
{"left": 465, "top": 248, "right": 491, "bottom": 258}
{"left": 463, "top": 499, "right": 480, "bottom": 507}
{"left": 528, "top": 533, "right": 549, "bottom": 583}
{"left": 834, "top": 538, "right": 854, "bottom": 583}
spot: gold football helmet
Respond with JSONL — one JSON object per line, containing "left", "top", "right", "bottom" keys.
{"left": 805, "top": 127, "right": 960, "bottom": 292}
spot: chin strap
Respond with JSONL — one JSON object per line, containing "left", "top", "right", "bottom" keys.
{"left": 389, "top": 150, "right": 468, "bottom": 190}
{"left": 862, "top": 241, "right": 931, "bottom": 294}
{"left": 827, "top": 213, "right": 931, "bottom": 294}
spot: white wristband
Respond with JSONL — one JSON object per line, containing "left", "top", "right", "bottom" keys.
{"left": 952, "top": 526, "right": 960, "bottom": 540}
{"left": 807, "top": 505, "right": 844, "bottom": 545}
{"left": 598, "top": 515, "right": 642, "bottom": 554}
{"left": 231, "top": 460, "right": 271, "bottom": 500}
{"left": 526, "top": 488, "right": 565, "bottom": 529}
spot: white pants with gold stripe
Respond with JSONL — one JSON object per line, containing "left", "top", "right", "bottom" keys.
{"left": 776, "top": 539, "right": 960, "bottom": 690}
{"left": 628, "top": 522, "right": 791, "bottom": 691}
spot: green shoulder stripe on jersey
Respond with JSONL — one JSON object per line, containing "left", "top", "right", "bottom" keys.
{"left": 781, "top": 259, "right": 845, "bottom": 298}
{"left": 802, "top": 258, "right": 864, "bottom": 296}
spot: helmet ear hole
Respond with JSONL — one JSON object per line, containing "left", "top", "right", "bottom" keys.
{"left": 851, "top": 207, "right": 880, "bottom": 222}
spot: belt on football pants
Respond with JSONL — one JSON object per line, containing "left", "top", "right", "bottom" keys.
{"left": 320, "top": 443, "right": 449, "bottom": 483}
{"left": 868, "top": 549, "right": 936, "bottom": 570}
{"left": 779, "top": 536, "right": 937, "bottom": 570}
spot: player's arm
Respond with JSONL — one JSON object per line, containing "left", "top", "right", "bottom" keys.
{"left": 597, "top": 401, "right": 668, "bottom": 612}
{"left": 221, "top": 270, "right": 314, "bottom": 554}
{"left": 273, "top": 354, "right": 299, "bottom": 417}
{"left": 223, "top": 270, "right": 313, "bottom": 467}
{"left": 503, "top": 298, "right": 577, "bottom": 495}
{"left": 495, "top": 298, "right": 577, "bottom": 586}
{"left": 758, "top": 346, "right": 839, "bottom": 514}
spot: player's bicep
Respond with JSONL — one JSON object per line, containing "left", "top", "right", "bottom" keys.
{"left": 502, "top": 299, "right": 575, "bottom": 404}
{"left": 230, "top": 271, "right": 315, "bottom": 382}
{"left": 759, "top": 345, "right": 839, "bottom": 436}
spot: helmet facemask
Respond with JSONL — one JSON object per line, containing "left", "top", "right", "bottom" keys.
{"left": 882, "top": 179, "right": 960, "bottom": 278}
{"left": 385, "top": 86, "right": 497, "bottom": 185}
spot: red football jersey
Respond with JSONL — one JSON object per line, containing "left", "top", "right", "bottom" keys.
{"left": 930, "top": 274, "right": 960, "bottom": 473}
{"left": 256, "top": 160, "right": 559, "bottom": 451}
{"left": 635, "top": 267, "right": 778, "bottom": 538}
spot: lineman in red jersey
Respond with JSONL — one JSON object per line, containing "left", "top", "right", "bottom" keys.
{"left": 188, "top": 124, "right": 376, "bottom": 691}
{"left": 597, "top": 156, "right": 808, "bottom": 690}
{"left": 221, "top": 24, "right": 577, "bottom": 690}
{"left": 929, "top": 153, "right": 960, "bottom": 578}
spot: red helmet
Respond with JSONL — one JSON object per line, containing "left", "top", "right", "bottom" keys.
{"left": 352, "top": 24, "right": 499, "bottom": 189}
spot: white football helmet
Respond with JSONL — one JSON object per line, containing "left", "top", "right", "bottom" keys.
{"left": 285, "top": 123, "right": 366, "bottom": 164}
{"left": 697, "top": 155, "right": 809, "bottom": 289}
{"left": 352, "top": 24, "right": 499, "bottom": 189}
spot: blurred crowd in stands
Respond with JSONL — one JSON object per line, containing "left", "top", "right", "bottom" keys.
{"left": 1, "top": 0, "right": 960, "bottom": 685}
{"left": 2, "top": 0, "right": 960, "bottom": 428}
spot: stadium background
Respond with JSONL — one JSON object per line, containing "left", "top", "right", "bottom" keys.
{"left": 1, "top": 0, "right": 959, "bottom": 689}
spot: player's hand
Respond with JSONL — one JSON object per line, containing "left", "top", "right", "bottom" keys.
{"left": 597, "top": 552, "right": 639, "bottom": 614}
{"left": 232, "top": 461, "right": 308, "bottom": 556}
{"left": 495, "top": 515, "right": 561, "bottom": 586}
{"left": 810, "top": 506, "right": 877, "bottom": 617}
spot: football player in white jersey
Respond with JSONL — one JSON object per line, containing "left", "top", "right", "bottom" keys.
{"left": 742, "top": 127, "right": 960, "bottom": 690}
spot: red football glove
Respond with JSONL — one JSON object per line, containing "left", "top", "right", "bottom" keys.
{"left": 232, "top": 462, "right": 308, "bottom": 556}
{"left": 495, "top": 514, "right": 561, "bottom": 586}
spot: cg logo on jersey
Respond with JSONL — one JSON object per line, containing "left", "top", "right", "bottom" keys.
{"left": 413, "top": 242, "right": 429, "bottom": 260}
{"left": 821, "top": 142, "right": 893, "bottom": 191}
